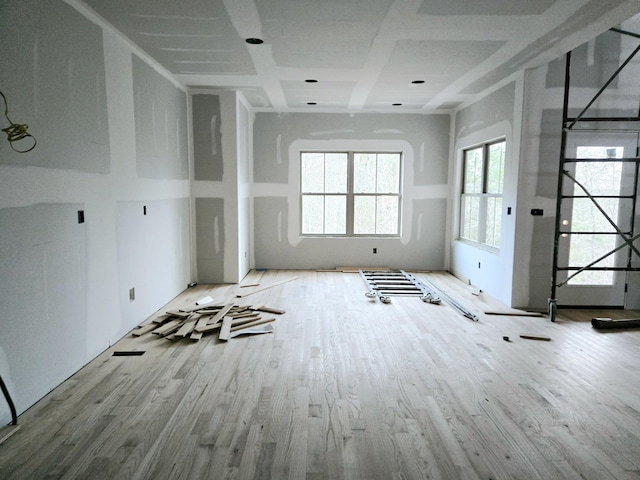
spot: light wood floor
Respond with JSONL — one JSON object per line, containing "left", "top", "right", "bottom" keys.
{"left": 2, "top": 270, "right": 640, "bottom": 479}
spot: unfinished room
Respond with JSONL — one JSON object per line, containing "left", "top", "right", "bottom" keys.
{"left": 3, "top": 0, "right": 640, "bottom": 478}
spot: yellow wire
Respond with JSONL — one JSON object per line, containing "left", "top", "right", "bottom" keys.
{"left": 0, "top": 90, "right": 36, "bottom": 153}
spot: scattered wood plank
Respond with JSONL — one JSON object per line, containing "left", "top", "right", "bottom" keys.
{"left": 165, "top": 310, "right": 191, "bottom": 318}
{"left": 199, "top": 304, "right": 235, "bottom": 329}
{"left": 152, "top": 319, "right": 184, "bottom": 336}
{"left": 196, "top": 321, "right": 223, "bottom": 334}
{"left": 189, "top": 318, "right": 206, "bottom": 341}
{"left": 235, "top": 277, "right": 298, "bottom": 298}
{"left": 240, "top": 283, "right": 260, "bottom": 288}
{"left": 519, "top": 334, "right": 551, "bottom": 341}
{"left": 230, "top": 317, "right": 275, "bottom": 332}
{"left": 174, "top": 316, "right": 199, "bottom": 338}
{"left": 131, "top": 323, "right": 159, "bottom": 337}
{"left": 0, "top": 425, "right": 20, "bottom": 445}
{"left": 591, "top": 317, "right": 640, "bottom": 329}
{"left": 219, "top": 317, "right": 233, "bottom": 341}
{"left": 486, "top": 310, "right": 543, "bottom": 317}
{"left": 254, "top": 306, "right": 286, "bottom": 315}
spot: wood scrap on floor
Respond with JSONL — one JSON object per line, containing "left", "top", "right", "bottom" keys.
{"left": 235, "top": 277, "right": 298, "bottom": 298}
{"left": 485, "top": 310, "right": 543, "bottom": 317}
{"left": 519, "top": 334, "right": 551, "bottom": 341}
{"left": 131, "top": 300, "right": 284, "bottom": 343}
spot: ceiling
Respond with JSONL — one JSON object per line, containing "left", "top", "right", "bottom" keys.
{"left": 78, "top": 0, "right": 640, "bottom": 113}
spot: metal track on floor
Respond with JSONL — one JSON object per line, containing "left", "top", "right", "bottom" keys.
{"left": 360, "top": 269, "right": 441, "bottom": 304}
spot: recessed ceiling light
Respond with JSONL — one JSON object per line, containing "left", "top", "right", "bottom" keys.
{"left": 305, "top": 79, "right": 318, "bottom": 83}
{"left": 392, "top": 103, "right": 402, "bottom": 106}
{"left": 307, "top": 102, "right": 317, "bottom": 105}
{"left": 245, "top": 38, "right": 264, "bottom": 45}
{"left": 411, "top": 80, "right": 425, "bottom": 84}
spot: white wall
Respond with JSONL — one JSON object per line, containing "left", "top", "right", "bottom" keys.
{"left": 251, "top": 112, "right": 451, "bottom": 271}
{"left": 450, "top": 78, "right": 523, "bottom": 307}
{"left": 515, "top": 17, "right": 640, "bottom": 310}
{"left": 0, "top": 1, "right": 191, "bottom": 425}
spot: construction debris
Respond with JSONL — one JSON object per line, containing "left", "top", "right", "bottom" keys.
{"left": 519, "top": 334, "right": 551, "bottom": 341}
{"left": 591, "top": 317, "right": 640, "bottom": 329}
{"left": 235, "top": 277, "right": 298, "bottom": 298}
{"left": 130, "top": 301, "right": 284, "bottom": 343}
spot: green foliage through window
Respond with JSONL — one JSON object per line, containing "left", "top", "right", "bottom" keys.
{"left": 460, "top": 140, "right": 505, "bottom": 248}
{"left": 301, "top": 151, "right": 402, "bottom": 236}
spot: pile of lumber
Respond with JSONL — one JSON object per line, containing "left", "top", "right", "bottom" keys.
{"left": 131, "top": 301, "right": 284, "bottom": 342}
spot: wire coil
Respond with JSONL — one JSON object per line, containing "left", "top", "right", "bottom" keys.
{"left": 1, "top": 90, "right": 36, "bottom": 153}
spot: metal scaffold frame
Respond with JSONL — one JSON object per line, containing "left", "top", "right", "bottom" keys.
{"left": 549, "top": 27, "right": 640, "bottom": 321}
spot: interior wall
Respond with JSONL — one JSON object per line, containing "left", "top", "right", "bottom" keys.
{"left": 0, "top": 1, "right": 191, "bottom": 425}
{"left": 191, "top": 90, "right": 248, "bottom": 284}
{"left": 450, "top": 79, "right": 523, "bottom": 307}
{"left": 252, "top": 112, "right": 450, "bottom": 270}
{"left": 516, "top": 17, "right": 640, "bottom": 310}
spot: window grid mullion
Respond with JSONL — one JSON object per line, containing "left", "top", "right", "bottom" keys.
{"left": 346, "top": 152, "right": 354, "bottom": 235}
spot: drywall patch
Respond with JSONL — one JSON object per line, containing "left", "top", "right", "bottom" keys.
{"left": 192, "top": 94, "right": 223, "bottom": 181}
{"left": 116, "top": 198, "right": 191, "bottom": 334}
{"left": 195, "top": 198, "right": 225, "bottom": 283}
{"left": 455, "top": 82, "right": 515, "bottom": 140}
{"left": 545, "top": 31, "right": 621, "bottom": 89}
{"left": 132, "top": 56, "right": 188, "bottom": 180}
{"left": 0, "top": 0, "right": 109, "bottom": 172}
{"left": 0, "top": 203, "right": 87, "bottom": 421}
{"left": 418, "top": 0, "right": 554, "bottom": 15}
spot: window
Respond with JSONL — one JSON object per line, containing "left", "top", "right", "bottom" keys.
{"left": 460, "top": 140, "right": 505, "bottom": 248}
{"left": 301, "top": 151, "right": 402, "bottom": 236}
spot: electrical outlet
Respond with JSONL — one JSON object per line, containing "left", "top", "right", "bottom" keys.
{"left": 129, "top": 288, "right": 135, "bottom": 301}
{"left": 77, "top": 210, "right": 85, "bottom": 224}
{"left": 373, "top": 248, "right": 377, "bottom": 254}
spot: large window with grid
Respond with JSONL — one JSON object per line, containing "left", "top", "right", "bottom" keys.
{"left": 300, "top": 151, "right": 402, "bottom": 236}
{"left": 460, "top": 140, "right": 505, "bottom": 249}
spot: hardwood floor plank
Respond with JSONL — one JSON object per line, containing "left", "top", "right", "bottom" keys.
{"left": 2, "top": 270, "right": 640, "bottom": 479}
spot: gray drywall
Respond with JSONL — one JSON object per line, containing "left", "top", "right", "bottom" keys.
{"left": 132, "top": 56, "right": 188, "bottom": 180}
{"left": 0, "top": 2, "right": 193, "bottom": 425}
{"left": 196, "top": 198, "right": 225, "bottom": 283}
{"left": 254, "top": 112, "right": 449, "bottom": 185}
{"left": 545, "top": 31, "right": 621, "bottom": 89}
{"left": 450, "top": 80, "right": 519, "bottom": 306}
{"left": 193, "top": 94, "right": 223, "bottom": 181}
{"left": 116, "top": 199, "right": 191, "bottom": 329}
{"left": 454, "top": 82, "right": 515, "bottom": 140}
{"left": 517, "top": 20, "right": 640, "bottom": 310}
{"left": 0, "top": 0, "right": 110, "bottom": 172}
{"left": 0, "top": 203, "right": 87, "bottom": 425}
{"left": 252, "top": 112, "right": 450, "bottom": 270}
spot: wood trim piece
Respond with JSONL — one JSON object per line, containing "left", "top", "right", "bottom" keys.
{"left": 235, "top": 277, "right": 298, "bottom": 298}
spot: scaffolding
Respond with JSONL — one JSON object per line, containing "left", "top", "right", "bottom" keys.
{"left": 549, "top": 27, "right": 640, "bottom": 321}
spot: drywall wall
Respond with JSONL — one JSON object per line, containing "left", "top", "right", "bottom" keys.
{"left": 133, "top": 57, "right": 188, "bottom": 180}
{"left": 450, "top": 80, "right": 522, "bottom": 306}
{"left": 516, "top": 16, "right": 640, "bottom": 310}
{"left": 191, "top": 91, "right": 250, "bottom": 284}
{"left": 0, "top": 1, "right": 191, "bottom": 425}
{"left": 252, "top": 112, "right": 450, "bottom": 270}
{"left": 0, "top": 0, "right": 109, "bottom": 171}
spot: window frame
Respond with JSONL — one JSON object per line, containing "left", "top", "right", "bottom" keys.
{"left": 459, "top": 139, "right": 505, "bottom": 250}
{"left": 299, "top": 150, "right": 403, "bottom": 237}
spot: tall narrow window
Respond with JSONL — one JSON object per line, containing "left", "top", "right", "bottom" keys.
{"left": 301, "top": 151, "right": 402, "bottom": 236}
{"left": 460, "top": 140, "right": 505, "bottom": 248}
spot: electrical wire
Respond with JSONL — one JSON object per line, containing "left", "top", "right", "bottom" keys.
{"left": 0, "top": 90, "right": 36, "bottom": 153}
